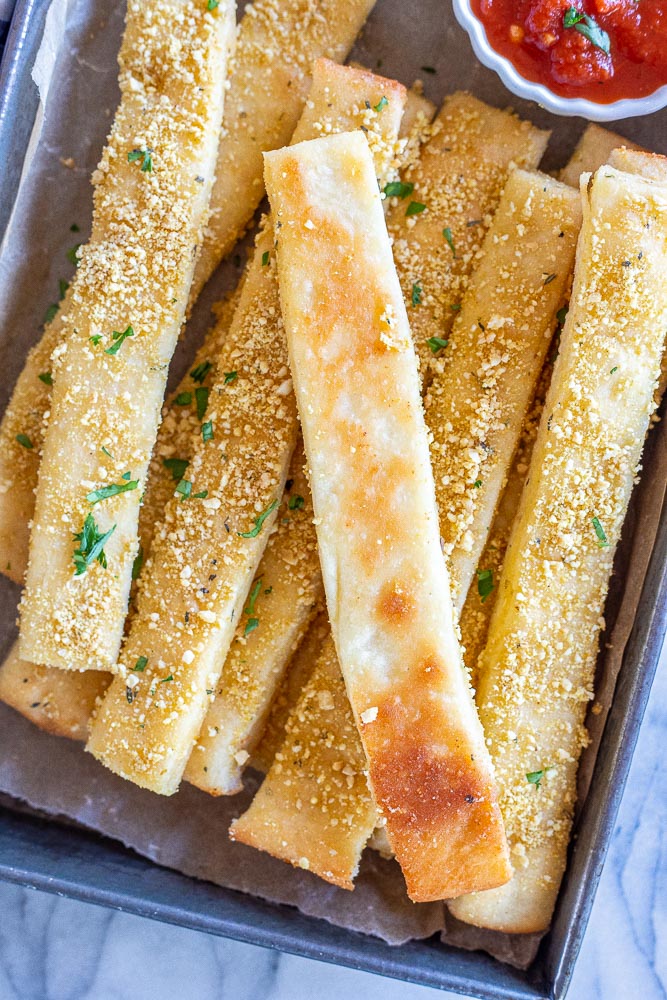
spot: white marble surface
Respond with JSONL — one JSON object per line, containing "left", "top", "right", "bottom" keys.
{"left": 0, "top": 646, "right": 665, "bottom": 1000}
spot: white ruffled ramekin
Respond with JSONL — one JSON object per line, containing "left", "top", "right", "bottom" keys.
{"left": 451, "top": 0, "right": 667, "bottom": 121}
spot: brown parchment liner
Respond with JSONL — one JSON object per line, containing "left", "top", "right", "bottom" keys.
{"left": 0, "top": 0, "right": 666, "bottom": 970}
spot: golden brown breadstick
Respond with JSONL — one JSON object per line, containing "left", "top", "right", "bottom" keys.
{"left": 426, "top": 169, "right": 581, "bottom": 610}
{"left": 449, "top": 162, "right": 667, "bottom": 933}
{"left": 189, "top": 0, "right": 378, "bottom": 301}
{"left": 559, "top": 123, "right": 640, "bottom": 188}
{"left": 251, "top": 612, "right": 329, "bottom": 773}
{"left": 458, "top": 362, "right": 551, "bottom": 689}
{"left": 0, "top": 641, "right": 108, "bottom": 740}
{"left": 265, "top": 129, "right": 511, "bottom": 902}
{"left": 18, "top": 0, "right": 236, "bottom": 672}
{"left": 386, "top": 92, "right": 549, "bottom": 374}
{"left": 231, "top": 634, "right": 376, "bottom": 889}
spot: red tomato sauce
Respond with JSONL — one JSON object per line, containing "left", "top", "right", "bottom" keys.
{"left": 472, "top": 0, "right": 667, "bottom": 103}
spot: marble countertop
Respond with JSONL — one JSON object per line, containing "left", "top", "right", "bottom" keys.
{"left": 0, "top": 641, "right": 664, "bottom": 1000}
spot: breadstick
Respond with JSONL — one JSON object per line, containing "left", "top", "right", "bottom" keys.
{"left": 251, "top": 611, "right": 329, "bottom": 773}
{"left": 87, "top": 68, "right": 407, "bottom": 794}
{"left": 449, "top": 163, "right": 667, "bottom": 933}
{"left": 265, "top": 130, "right": 511, "bottom": 902}
{"left": 0, "top": 642, "right": 108, "bottom": 740}
{"left": 458, "top": 140, "right": 650, "bottom": 686}
{"left": 386, "top": 92, "right": 549, "bottom": 374}
{"left": 459, "top": 362, "right": 551, "bottom": 689}
{"left": 559, "top": 124, "right": 640, "bottom": 188}
{"left": 184, "top": 436, "right": 325, "bottom": 793}
{"left": 139, "top": 287, "right": 241, "bottom": 569}
{"left": 426, "top": 169, "right": 581, "bottom": 610}
{"left": 609, "top": 147, "right": 667, "bottom": 182}
{"left": 0, "top": 298, "right": 72, "bottom": 585}
{"left": 185, "top": 62, "right": 408, "bottom": 795}
{"left": 231, "top": 633, "right": 376, "bottom": 889}
{"left": 190, "top": 0, "right": 378, "bottom": 301}
{"left": 85, "top": 222, "right": 296, "bottom": 788}
{"left": 0, "top": 0, "right": 375, "bottom": 587}
{"left": 18, "top": 0, "right": 236, "bottom": 672}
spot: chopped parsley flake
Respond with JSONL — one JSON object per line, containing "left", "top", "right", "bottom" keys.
{"left": 442, "top": 227, "right": 456, "bottom": 256}
{"left": 163, "top": 457, "right": 190, "bottom": 481}
{"left": 224, "top": 371, "right": 238, "bottom": 384}
{"left": 288, "top": 494, "right": 305, "bottom": 510}
{"left": 476, "top": 567, "right": 494, "bottom": 602}
{"left": 426, "top": 336, "right": 448, "bottom": 355}
{"left": 38, "top": 371, "right": 53, "bottom": 386}
{"left": 238, "top": 498, "right": 279, "bottom": 538}
{"left": 15, "top": 434, "right": 33, "bottom": 450}
{"left": 67, "top": 244, "right": 81, "bottom": 266}
{"left": 175, "top": 478, "right": 207, "bottom": 500}
{"left": 89, "top": 335, "right": 102, "bottom": 346}
{"left": 244, "top": 618, "right": 259, "bottom": 637}
{"left": 70, "top": 223, "right": 80, "bottom": 232}
{"left": 86, "top": 479, "right": 139, "bottom": 504}
{"left": 127, "top": 147, "right": 153, "bottom": 172}
{"left": 159, "top": 674, "right": 173, "bottom": 684}
{"left": 202, "top": 420, "right": 214, "bottom": 443}
{"left": 406, "top": 200, "right": 426, "bottom": 217}
{"left": 411, "top": 283, "right": 422, "bottom": 307}
{"left": 101, "top": 446, "right": 114, "bottom": 459}
{"left": 450, "top": 303, "right": 461, "bottom": 312}
{"left": 473, "top": 479, "right": 482, "bottom": 488}
{"left": 261, "top": 250, "right": 270, "bottom": 267}
{"left": 105, "top": 325, "right": 135, "bottom": 355}
{"left": 175, "top": 391, "right": 192, "bottom": 406}
{"left": 59, "top": 279, "right": 69, "bottom": 300}
{"left": 245, "top": 578, "right": 262, "bottom": 617}
{"left": 374, "top": 96, "right": 388, "bottom": 112}
{"left": 563, "top": 7, "right": 610, "bottom": 53}
{"left": 44, "top": 304, "right": 59, "bottom": 324}
{"left": 190, "top": 360, "right": 212, "bottom": 384}
{"left": 72, "top": 514, "right": 115, "bottom": 575}
{"left": 133, "top": 655, "right": 148, "bottom": 672}
{"left": 592, "top": 516, "right": 609, "bottom": 548}
{"left": 526, "top": 769, "right": 546, "bottom": 788}
{"left": 383, "top": 180, "right": 414, "bottom": 199}
{"left": 195, "top": 386, "right": 209, "bottom": 420}
{"left": 556, "top": 305, "right": 568, "bottom": 328}
{"left": 207, "top": 0, "right": 219, "bottom": 8}
{"left": 610, "top": 366, "right": 618, "bottom": 374}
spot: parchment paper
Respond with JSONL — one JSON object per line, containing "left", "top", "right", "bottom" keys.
{"left": 1, "top": 0, "right": 667, "bottom": 968}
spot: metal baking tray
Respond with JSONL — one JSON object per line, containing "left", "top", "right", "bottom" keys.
{"left": 1, "top": 0, "right": 666, "bottom": 996}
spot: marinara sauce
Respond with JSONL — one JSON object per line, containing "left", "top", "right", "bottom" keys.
{"left": 473, "top": 0, "right": 667, "bottom": 102}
